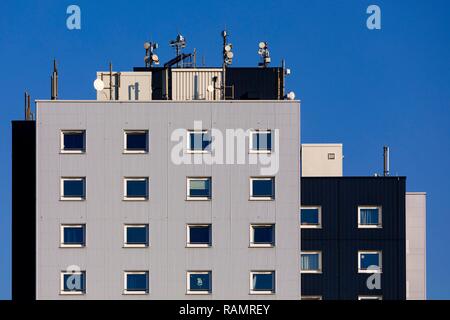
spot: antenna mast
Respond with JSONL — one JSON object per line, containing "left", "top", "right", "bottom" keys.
{"left": 51, "top": 59, "right": 58, "bottom": 100}
{"left": 221, "top": 30, "right": 233, "bottom": 100}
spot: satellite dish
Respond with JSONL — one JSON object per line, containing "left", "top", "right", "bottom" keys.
{"left": 287, "top": 91, "right": 296, "bottom": 100}
{"left": 226, "top": 51, "right": 234, "bottom": 59}
{"left": 151, "top": 54, "right": 159, "bottom": 62}
{"left": 225, "top": 44, "right": 232, "bottom": 52}
{"left": 207, "top": 85, "right": 214, "bottom": 93}
{"left": 93, "top": 79, "right": 105, "bottom": 91}
{"left": 144, "top": 42, "right": 151, "bottom": 50}
{"left": 259, "top": 41, "right": 266, "bottom": 49}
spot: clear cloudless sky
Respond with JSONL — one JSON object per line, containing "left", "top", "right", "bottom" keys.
{"left": 0, "top": 0, "right": 449, "bottom": 299}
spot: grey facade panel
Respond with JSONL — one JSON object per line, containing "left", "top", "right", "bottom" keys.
{"left": 36, "top": 101, "right": 300, "bottom": 300}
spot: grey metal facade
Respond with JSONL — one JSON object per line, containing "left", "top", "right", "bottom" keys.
{"left": 35, "top": 100, "right": 301, "bottom": 300}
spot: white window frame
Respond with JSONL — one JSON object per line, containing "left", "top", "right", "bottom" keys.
{"left": 60, "top": 271, "right": 86, "bottom": 295}
{"left": 186, "top": 177, "right": 212, "bottom": 201}
{"left": 123, "top": 271, "right": 149, "bottom": 295}
{"left": 186, "top": 224, "right": 212, "bottom": 248}
{"left": 249, "top": 129, "right": 272, "bottom": 154}
{"left": 249, "top": 224, "right": 275, "bottom": 248}
{"left": 249, "top": 177, "right": 275, "bottom": 200}
{"left": 358, "top": 206, "right": 382, "bottom": 229}
{"left": 301, "top": 296, "right": 323, "bottom": 300}
{"left": 249, "top": 271, "right": 276, "bottom": 295}
{"left": 186, "top": 271, "right": 212, "bottom": 295}
{"left": 123, "top": 130, "right": 148, "bottom": 154}
{"left": 60, "top": 224, "right": 86, "bottom": 248}
{"left": 186, "top": 129, "right": 211, "bottom": 154}
{"left": 358, "top": 296, "right": 383, "bottom": 300}
{"left": 301, "top": 251, "right": 323, "bottom": 274}
{"left": 123, "top": 224, "right": 149, "bottom": 248}
{"left": 60, "top": 130, "right": 85, "bottom": 154}
{"left": 358, "top": 251, "right": 382, "bottom": 273}
{"left": 300, "top": 206, "right": 322, "bottom": 229}
{"left": 60, "top": 177, "right": 86, "bottom": 201}
{"left": 123, "top": 177, "right": 149, "bottom": 201}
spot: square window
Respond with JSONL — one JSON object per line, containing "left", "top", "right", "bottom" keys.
{"left": 187, "top": 225, "right": 212, "bottom": 247}
{"left": 187, "top": 177, "right": 211, "bottom": 200}
{"left": 358, "top": 251, "right": 382, "bottom": 273}
{"left": 124, "top": 225, "right": 149, "bottom": 247}
{"left": 61, "top": 177, "right": 86, "bottom": 200}
{"left": 250, "top": 271, "right": 275, "bottom": 294}
{"left": 187, "top": 130, "right": 211, "bottom": 153}
{"left": 61, "top": 130, "right": 85, "bottom": 153}
{"left": 250, "top": 130, "right": 272, "bottom": 153}
{"left": 61, "top": 224, "right": 85, "bottom": 247}
{"left": 187, "top": 271, "right": 212, "bottom": 294}
{"left": 301, "top": 206, "right": 322, "bottom": 228}
{"left": 61, "top": 271, "right": 86, "bottom": 294}
{"left": 124, "top": 130, "right": 148, "bottom": 153}
{"left": 250, "top": 224, "right": 275, "bottom": 247}
{"left": 124, "top": 271, "right": 149, "bottom": 294}
{"left": 124, "top": 178, "right": 149, "bottom": 200}
{"left": 327, "top": 153, "right": 335, "bottom": 160}
{"left": 301, "top": 252, "right": 322, "bottom": 273}
{"left": 358, "top": 206, "right": 382, "bottom": 228}
{"left": 250, "top": 177, "right": 275, "bottom": 200}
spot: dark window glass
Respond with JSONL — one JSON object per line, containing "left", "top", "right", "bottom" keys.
{"left": 63, "top": 179, "right": 85, "bottom": 198}
{"left": 126, "top": 226, "right": 148, "bottom": 245}
{"left": 126, "top": 132, "right": 148, "bottom": 151}
{"left": 189, "top": 132, "right": 211, "bottom": 151}
{"left": 301, "top": 208, "right": 320, "bottom": 225}
{"left": 252, "top": 225, "right": 274, "bottom": 245}
{"left": 189, "top": 273, "right": 211, "bottom": 291}
{"left": 189, "top": 226, "right": 211, "bottom": 245}
{"left": 63, "top": 226, "right": 85, "bottom": 245}
{"left": 252, "top": 273, "right": 274, "bottom": 291}
{"left": 301, "top": 254, "right": 320, "bottom": 271}
{"left": 189, "top": 179, "right": 211, "bottom": 198}
{"left": 63, "top": 272, "right": 85, "bottom": 292}
{"left": 126, "top": 273, "right": 148, "bottom": 292}
{"left": 63, "top": 131, "right": 85, "bottom": 151}
{"left": 252, "top": 132, "right": 271, "bottom": 151}
{"left": 126, "top": 179, "right": 148, "bottom": 198}
{"left": 252, "top": 179, "right": 274, "bottom": 198}
{"left": 360, "top": 253, "right": 380, "bottom": 269}
{"left": 360, "top": 208, "right": 380, "bottom": 225}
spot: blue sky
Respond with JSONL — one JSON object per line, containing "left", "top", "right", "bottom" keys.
{"left": 0, "top": 0, "right": 449, "bottom": 299}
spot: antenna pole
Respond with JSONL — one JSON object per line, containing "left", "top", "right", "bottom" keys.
{"left": 222, "top": 30, "right": 227, "bottom": 100}
{"left": 109, "top": 62, "right": 113, "bottom": 101}
{"left": 51, "top": 59, "right": 58, "bottom": 100}
{"left": 383, "top": 146, "right": 390, "bottom": 176}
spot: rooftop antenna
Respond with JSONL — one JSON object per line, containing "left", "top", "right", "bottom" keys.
{"left": 383, "top": 146, "right": 390, "bottom": 176}
{"left": 169, "top": 33, "right": 186, "bottom": 67}
{"left": 24, "top": 91, "right": 33, "bottom": 120}
{"left": 51, "top": 59, "right": 58, "bottom": 100}
{"left": 221, "top": 30, "right": 233, "bottom": 99}
{"left": 257, "top": 42, "right": 270, "bottom": 67}
{"left": 144, "top": 41, "right": 159, "bottom": 67}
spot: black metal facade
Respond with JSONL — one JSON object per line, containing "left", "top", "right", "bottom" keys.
{"left": 301, "top": 177, "right": 406, "bottom": 300}
{"left": 11, "top": 121, "right": 36, "bottom": 301}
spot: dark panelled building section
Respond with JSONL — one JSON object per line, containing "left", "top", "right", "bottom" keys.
{"left": 225, "top": 67, "right": 284, "bottom": 100}
{"left": 12, "top": 121, "right": 36, "bottom": 301}
{"left": 301, "top": 177, "right": 406, "bottom": 300}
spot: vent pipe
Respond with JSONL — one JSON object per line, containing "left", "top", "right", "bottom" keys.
{"left": 51, "top": 59, "right": 58, "bottom": 100}
{"left": 24, "top": 91, "right": 32, "bottom": 120}
{"left": 383, "top": 146, "right": 390, "bottom": 176}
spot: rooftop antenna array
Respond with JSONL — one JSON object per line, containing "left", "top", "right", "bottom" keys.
{"left": 51, "top": 59, "right": 58, "bottom": 100}
{"left": 144, "top": 41, "right": 159, "bottom": 67}
{"left": 169, "top": 34, "right": 187, "bottom": 67}
{"left": 257, "top": 42, "right": 270, "bottom": 67}
{"left": 221, "top": 30, "right": 233, "bottom": 100}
